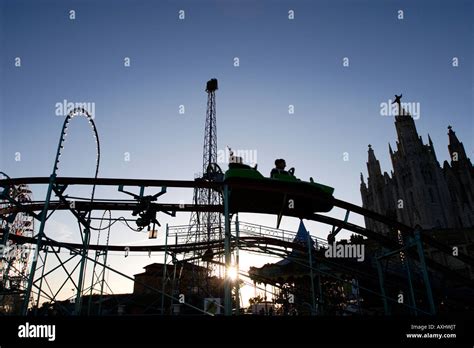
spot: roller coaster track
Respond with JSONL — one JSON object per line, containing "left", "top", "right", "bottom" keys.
{"left": 1, "top": 176, "right": 474, "bottom": 287}
{"left": 4, "top": 222, "right": 473, "bottom": 288}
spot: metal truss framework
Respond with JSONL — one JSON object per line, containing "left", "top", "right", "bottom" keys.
{"left": 0, "top": 102, "right": 472, "bottom": 316}
{"left": 1, "top": 175, "right": 473, "bottom": 316}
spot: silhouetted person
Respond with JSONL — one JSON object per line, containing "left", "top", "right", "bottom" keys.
{"left": 270, "top": 159, "right": 287, "bottom": 177}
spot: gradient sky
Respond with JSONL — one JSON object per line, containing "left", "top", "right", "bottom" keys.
{"left": 1, "top": 0, "right": 472, "bottom": 305}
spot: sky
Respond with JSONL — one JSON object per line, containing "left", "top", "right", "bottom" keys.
{"left": 0, "top": 0, "right": 472, "bottom": 307}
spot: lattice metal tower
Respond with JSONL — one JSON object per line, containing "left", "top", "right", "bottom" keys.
{"left": 186, "top": 79, "right": 222, "bottom": 274}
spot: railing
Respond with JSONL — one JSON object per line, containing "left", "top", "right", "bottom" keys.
{"left": 167, "top": 221, "right": 328, "bottom": 249}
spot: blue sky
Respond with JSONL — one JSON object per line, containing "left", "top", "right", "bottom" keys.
{"left": 0, "top": 0, "right": 472, "bottom": 303}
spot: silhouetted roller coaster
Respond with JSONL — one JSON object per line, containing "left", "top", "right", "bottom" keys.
{"left": 1, "top": 172, "right": 474, "bottom": 316}
{"left": 1, "top": 103, "right": 473, "bottom": 318}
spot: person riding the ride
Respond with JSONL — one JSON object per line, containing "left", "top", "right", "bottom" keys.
{"left": 270, "top": 159, "right": 295, "bottom": 178}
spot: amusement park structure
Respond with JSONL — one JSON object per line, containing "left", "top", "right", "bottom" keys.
{"left": 184, "top": 78, "right": 223, "bottom": 295}
{"left": 0, "top": 81, "right": 473, "bottom": 317}
{"left": 0, "top": 175, "right": 35, "bottom": 314}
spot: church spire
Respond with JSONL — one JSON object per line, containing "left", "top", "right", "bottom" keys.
{"left": 448, "top": 125, "right": 460, "bottom": 146}
{"left": 448, "top": 125, "right": 471, "bottom": 167}
{"left": 394, "top": 99, "right": 420, "bottom": 155}
{"left": 427, "top": 133, "right": 437, "bottom": 161}
{"left": 367, "top": 144, "right": 382, "bottom": 178}
{"left": 368, "top": 144, "right": 376, "bottom": 161}
{"left": 360, "top": 172, "right": 367, "bottom": 191}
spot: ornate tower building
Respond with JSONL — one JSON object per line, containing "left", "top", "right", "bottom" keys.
{"left": 360, "top": 98, "right": 473, "bottom": 236}
{"left": 443, "top": 126, "right": 474, "bottom": 227}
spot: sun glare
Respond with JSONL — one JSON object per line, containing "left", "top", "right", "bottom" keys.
{"left": 227, "top": 266, "right": 238, "bottom": 280}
